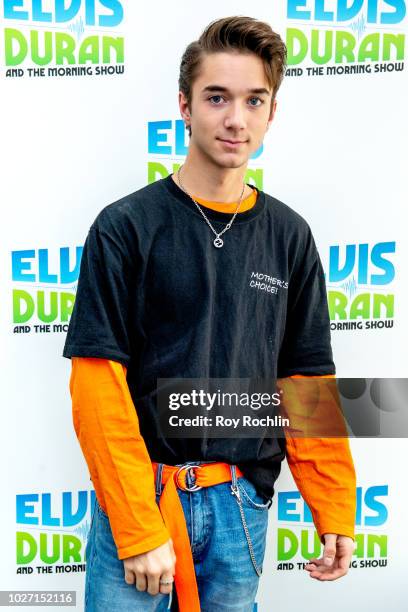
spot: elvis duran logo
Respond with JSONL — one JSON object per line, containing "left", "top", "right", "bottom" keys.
{"left": 2, "top": 0, "right": 125, "bottom": 79}
{"left": 16, "top": 490, "right": 95, "bottom": 572}
{"left": 285, "top": 0, "right": 406, "bottom": 77}
{"left": 147, "top": 119, "right": 265, "bottom": 190}
{"left": 324, "top": 241, "right": 396, "bottom": 331}
{"left": 11, "top": 246, "right": 81, "bottom": 334}
{"left": 275, "top": 484, "right": 388, "bottom": 570}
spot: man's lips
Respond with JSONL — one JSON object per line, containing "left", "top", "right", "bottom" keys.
{"left": 218, "top": 138, "right": 248, "bottom": 145}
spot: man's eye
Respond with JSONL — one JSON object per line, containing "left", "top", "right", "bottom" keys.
{"left": 248, "top": 97, "right": 263, "bottom": 106}
{"left": 209, "top": 95, "right": 224, "bottom": 104}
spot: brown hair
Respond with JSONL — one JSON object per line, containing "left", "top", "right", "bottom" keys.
{"left": 178, "top": 16, "right": 287, "bottom": 137}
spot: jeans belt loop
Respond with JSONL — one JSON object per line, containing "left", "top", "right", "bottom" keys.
{"left": 230, "top": 464, "right": 238, "bottom": 491}
{"left": 155, "top": 463, "right": 164, "bottom": 496}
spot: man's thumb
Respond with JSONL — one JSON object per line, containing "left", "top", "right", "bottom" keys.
{"left": 322, "top": 533, "right": 337, "bottom": 566}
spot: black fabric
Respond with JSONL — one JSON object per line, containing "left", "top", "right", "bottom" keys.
{"left": 63, "top": 174, "right": 335, "bottom": 501}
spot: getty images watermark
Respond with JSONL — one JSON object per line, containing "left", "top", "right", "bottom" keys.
{"left": 157, "top": 378, "right": 408, "bottom": 439}
{"left": 167, "top": 387, "right": 288, "bottom": 431}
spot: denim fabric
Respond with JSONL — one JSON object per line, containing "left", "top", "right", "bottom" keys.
{"left": 84, "top": 464, "right": 269, "bottom": 611}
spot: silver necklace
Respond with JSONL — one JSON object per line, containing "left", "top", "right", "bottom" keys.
{"left": 176, "top": 165, "right": 246, "bottom": 248}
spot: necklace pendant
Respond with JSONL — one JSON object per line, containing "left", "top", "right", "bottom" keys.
{"left": 213, "top": 237, "right": 224, "bottom": 248}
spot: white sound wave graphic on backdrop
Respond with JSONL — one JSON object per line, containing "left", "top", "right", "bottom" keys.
{"left": 73, "top": 519, "right": 90, "bottom": 542}
{"left": 349, "top": 15, "right": 367, "bottom": 39}
{"left": 67, "top": 17, "right": 85, "bottom": 41}
{"left": 340, "top": 276, "right": 358, "bottom": 297}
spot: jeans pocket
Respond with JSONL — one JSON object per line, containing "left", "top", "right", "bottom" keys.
{"left": 237, "top": 477, "right": 271, "bottom": 511}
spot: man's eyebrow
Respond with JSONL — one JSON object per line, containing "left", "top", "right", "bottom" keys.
{"left": 201, "top": 85, "right": 271, "bottom": 95}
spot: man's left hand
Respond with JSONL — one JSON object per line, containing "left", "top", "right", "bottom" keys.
{"left": 305, "top": 533, "right": 356, "bottom": 581}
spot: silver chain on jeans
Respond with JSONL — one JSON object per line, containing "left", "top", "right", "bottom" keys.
{"left": 230, "top": 484, "right": 263, "bottom": 577}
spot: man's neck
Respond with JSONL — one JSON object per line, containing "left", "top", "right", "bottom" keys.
{"left": 172, "top": 149, "right": 251, "bottom": 203}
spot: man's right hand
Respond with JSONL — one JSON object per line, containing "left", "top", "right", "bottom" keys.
{"left": 123, "top": 538, "right": 176, "bottom": 596}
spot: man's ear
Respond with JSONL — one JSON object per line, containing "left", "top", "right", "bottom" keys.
{"left": 179, "top": 91, "right": 191, "bottom": 125}
{"left": 265, "top": 99, "right": 277, "bottom": 132}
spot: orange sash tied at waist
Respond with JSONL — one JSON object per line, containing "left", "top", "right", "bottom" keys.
{"left": 152, "top": 461, "right": 244, "bottom": 612}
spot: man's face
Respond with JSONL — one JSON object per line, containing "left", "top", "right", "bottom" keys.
{"left": 180, "top": 51, "right": 277, "bottom": 169}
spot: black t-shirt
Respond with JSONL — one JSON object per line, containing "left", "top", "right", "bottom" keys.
{"left": 63, "top": 174, "right": 335, "bottom": 501}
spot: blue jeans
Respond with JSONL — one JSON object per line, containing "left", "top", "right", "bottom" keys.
{"left": 84, "top": 463, "right": 270, "bottom": 611}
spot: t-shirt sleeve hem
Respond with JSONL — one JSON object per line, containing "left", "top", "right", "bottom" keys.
{"left": 117, "top": 529, "right": 171, "bottom": 560}
{"left": 277, "top": 365, "right": 336, "bottom": 378}
{"left": 62, "top": 344, "right": 130, "bottom": 367}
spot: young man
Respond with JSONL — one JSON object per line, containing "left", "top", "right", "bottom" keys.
{"left": 63, "top": 15, "right": 356, "bottom": 612}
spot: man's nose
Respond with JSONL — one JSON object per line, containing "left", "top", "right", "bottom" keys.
{"left": 224, "top": 101, "right": 247, "bottom": 131}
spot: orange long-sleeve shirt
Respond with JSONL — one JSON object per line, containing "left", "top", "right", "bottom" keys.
{"left": 280, "top": 375, "right": 356, "bottom": 542}
{"left": 68, "top": 187, "right": 356, "bottom": 560}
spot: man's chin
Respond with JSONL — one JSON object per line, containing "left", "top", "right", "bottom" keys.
{"left": 213, "top": 153, "right": 248, "bottom": 169}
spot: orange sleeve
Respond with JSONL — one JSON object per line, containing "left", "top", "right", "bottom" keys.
{"left": 69, "top": 356, "right": 171, "bottom": 559}
{"left": 284, "top": 375, "right": 357, "bottom": 542}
